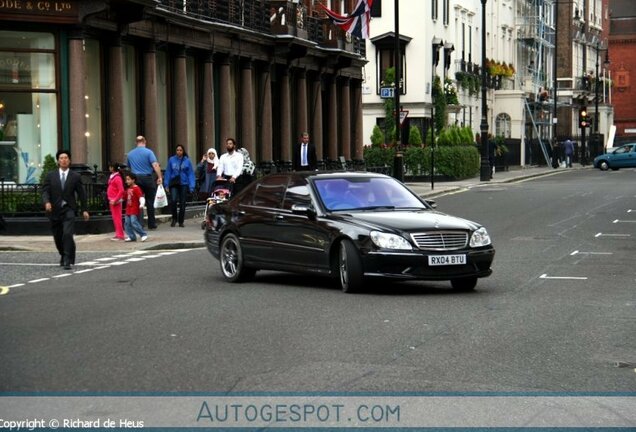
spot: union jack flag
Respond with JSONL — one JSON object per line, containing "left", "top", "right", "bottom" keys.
{"left": 318, "top": 0, "right": 373, "bottom": 40}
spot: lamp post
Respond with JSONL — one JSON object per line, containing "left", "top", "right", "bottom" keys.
{"left": 479, "top": 0, "right": 490, "bottom": 181}
{"left": 431, "top": 37, "right": 444, "bottom": 190}
{"left": 393, "top": 0, "right": 403, "bottom": 181}
{"left": 551, "top": 0, "right": 559, "bottom": 168}
{"left": 594, "top": 41, "right": 609, "bottom": 155}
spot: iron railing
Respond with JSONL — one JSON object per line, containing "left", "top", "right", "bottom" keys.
{"left": 154, "top": 0, "right": 366, "bottom": 58}
{"left": 0, "top": 160, "right": 371, "bottom": 216}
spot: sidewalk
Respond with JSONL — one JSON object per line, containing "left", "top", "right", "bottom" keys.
{"left": 0, "top": 165, "right": 575, "bottom": 253}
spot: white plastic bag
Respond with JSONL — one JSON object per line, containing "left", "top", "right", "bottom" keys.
{"left": 154, "top": 184, "right": 168, "bottom": 208}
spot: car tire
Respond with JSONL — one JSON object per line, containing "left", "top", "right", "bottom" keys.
{"left": 450, "top": 277, "right": 477, "bottom": 291}
{"left": 219, "top": 233, "right": 254, "bottom": 282}
{"left": 599, "top": 160, "right": 609, "bottom": 171}
{"left": 338, "top": 239, "right": 363, "bottom": 293}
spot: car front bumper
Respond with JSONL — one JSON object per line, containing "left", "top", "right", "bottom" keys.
{"left": 362, "top": 247, "right": 495, "bottom": 280}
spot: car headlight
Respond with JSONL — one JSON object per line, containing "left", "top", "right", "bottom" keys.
{"left": 469, "top": 227, "right": 491, "bottom": 247}
{"left": 370, "top": 231, "right": 412, "bottom": 250}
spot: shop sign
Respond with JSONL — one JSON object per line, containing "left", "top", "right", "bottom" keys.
{"left": 0, "top": 1, "right": 78, "bottom": 24}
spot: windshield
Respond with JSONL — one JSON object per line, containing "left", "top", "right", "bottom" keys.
{"left": 314, "top": 177, "right": 428, "bottom": 211}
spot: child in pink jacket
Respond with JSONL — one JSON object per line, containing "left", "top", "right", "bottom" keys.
{"left": 107, "top": 162, "right": 126, "bottom": 241}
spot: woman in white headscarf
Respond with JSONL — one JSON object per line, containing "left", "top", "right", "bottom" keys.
{"left": 197, "top": 148, "right": 218, "bottom": 199}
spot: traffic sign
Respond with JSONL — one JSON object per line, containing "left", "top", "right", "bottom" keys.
{"left": 399, "top": 109, "right": 409, "bottom": 126}
{"left": 380, "top": 86, "right": 394, "bottom": 99}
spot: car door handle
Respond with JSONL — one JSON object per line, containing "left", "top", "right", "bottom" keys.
{"left": 275, "top": 215, "right": 284, "bottom": 220}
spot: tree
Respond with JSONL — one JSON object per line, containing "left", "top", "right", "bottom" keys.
{"left": 409, "top": 125, "right": 423, "bottom": 146}
{"left": 370, "top": 125, "right": 385, "bottom": 147}
{"left": 39, "top": 154, "right": 57, "bottom": 184}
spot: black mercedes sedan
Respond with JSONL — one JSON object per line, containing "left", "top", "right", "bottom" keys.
{"left": 204, "top": 172, "right": 495, "bottom": 293}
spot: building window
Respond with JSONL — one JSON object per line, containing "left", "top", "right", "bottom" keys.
{"left": 432, "top": 0, "right": 438, "bottom": 21}
{"left": 495, "top": 113, "right": 512, "bottom": 138}
{"left": 370, "top": 0, "right": 381, "bottom": 17}
{"left": 0, "top": 31, "right": 57, "bottom": 183}
{"left": 443, "top": 0, "right": 449, "bottom": 25}
{"left": 376, "top": 47, "right": 406, "bottom": 95}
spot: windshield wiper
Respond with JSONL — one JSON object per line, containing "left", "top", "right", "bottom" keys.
{"left": 356, "top": 205, "right": 396, "bottom": 211}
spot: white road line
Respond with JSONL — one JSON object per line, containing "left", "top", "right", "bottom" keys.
{"left": 125, "top": 258, "right": 147, "bottom": 262}
{"left": 613, "top": 219, "right": 636, "bottom": 223}
{"left": 540, "top": 274, "right": 588, "bottom": 280}
{"left": 95, "top": 257, "right": 117, "bottom": 261}
{"left": 28, "top": 278, "right": 50, "bottom": 283}
{"left": 108, "top": 261, "right": 128, "bottom": 266}
{"left": 7, "top": 283, "right": 25, "bottom": 288}
{"left": 595, "top": 233, "right": 631, "bottom": 238}
{"left": 570, "top": 250, "right": 613, "bottom": 256}
{"left": 78, "top": 261, "right": 101, "bottom": 266}
{"left": 0, "top": 263, "right": 59, "bottom": 266}
{"left": 94, "top": 265, "right": 112, "bottom": 270}
{"left": 52, "top": 274, "right": 71, "bottom": 278}
{"left": 74, "top": 269, "right": 94, "bottom": 274}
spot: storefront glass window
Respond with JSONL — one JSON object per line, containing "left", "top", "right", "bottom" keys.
{"left": 0, "top": 31, "right": 56, "bottom": 184}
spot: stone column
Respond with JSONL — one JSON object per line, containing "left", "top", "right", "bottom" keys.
{"left": 201, "top": 53, "right": 215, "bottom": 151}
{"left": 280, "top": 67, "right": 292, "bottom": 162}
{"left": 296, "top": 68, "right": 308, "bottom": 137}
{"left": 259, "top": 63, "right": 273, "bottom": 163}
{"left": 327, "top": 75, "right": 338, "bottom": 160}
{"left": 310, "top": 73, "right": 324, "bottom": 162}
{"left": 143, "top": 43, "right": 160, "bottom": 160}
{"left": 352, "top": 80, "right": 364, "bottom": 161}
{"left": 108, "top": 37, "right": 125, "bottom": 163}
{"left": 340, "top": 77, "right": 351, "bottom": 160}
{"left": 240, "top": 59, "right": 256, "bottom": 158}
{"left": 174, "top": 47, "right": 188, "bottom": 151}
{"left": 219, "top": 55, "right": 232, "bottom": 143}
{"left": 68, "top": 34, "right": 87, "bottom": 163}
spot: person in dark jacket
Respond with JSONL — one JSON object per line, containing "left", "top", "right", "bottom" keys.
{"left": 563, "top": 139, "right": 575, "bottom": 168}
{"left": 41, "top": 149, "right": 90, "bottom": 270}
{"left": 164, "top": 144, "right": 196, "bottom": 227}
{"left": 293, "top": 132, "right": 317, "bottom": 171}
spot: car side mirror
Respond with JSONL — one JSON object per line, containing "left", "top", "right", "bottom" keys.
{"left": 291, "top": 203, "right": 317, "bottom": 218}
{"left": 425, "top": 199, "right": 437, "bottom": 209}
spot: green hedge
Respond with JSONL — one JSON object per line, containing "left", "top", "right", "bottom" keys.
{"left": 364, "top": 145, "right": 479, "bottom": 179}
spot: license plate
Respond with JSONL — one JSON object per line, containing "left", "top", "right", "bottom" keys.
{"left": 428, "top": 254, "right": 466, "bottom": 266}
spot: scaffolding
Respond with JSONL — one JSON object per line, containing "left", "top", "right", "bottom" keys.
{"left": 516, "top": 0, "right": 555, "bottom": 165}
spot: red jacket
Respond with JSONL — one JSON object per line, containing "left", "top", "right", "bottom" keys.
{"left": 107, "top": 172, "right": 125, "bottom": 203}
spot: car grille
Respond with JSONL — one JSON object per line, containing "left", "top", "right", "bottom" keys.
{"left": 411, "top": 231, "right": 468, "bottom": 251}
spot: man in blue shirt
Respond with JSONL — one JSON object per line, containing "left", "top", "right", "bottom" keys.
{"left": 127, "top": 135, "right": 163, "bottom": 229}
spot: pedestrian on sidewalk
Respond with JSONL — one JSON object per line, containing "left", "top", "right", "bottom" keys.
{"left": 563, "top": 139, "right": 574, "bottom": 168}
{"left": 164, "top": 144, "right": 196, "bottom": 228}
{"left": 41, "top": 149, "right": 90, "bottom": 270}
{"left": 197, "top": 148, "right": 218, "bottom": 200}
{"left": 107, "top": 162, "right": 126, "bottom": 240}
{"left": 127, "top": 135, "right": 163, "bottom": 229}
{"left": 216, "top": 138, "right": 244, "bottom": 195}
{"left": 123, "top": 172, "right": 148, "bottom": 242}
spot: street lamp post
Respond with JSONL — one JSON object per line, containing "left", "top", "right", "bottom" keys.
{"left": 479, "top": 0, "right": 490, "bottom": 181}
{"left": 594, "top": 41, "right": 609, "bottom": 154}
{"left": 431, "top": 37, "right": 444, "bottom": 190}
{"left": 393, "top": 0, "right": 403, "bottom": 181}
{"left": 551, "top": 0, "right": 559, "bottom": 168}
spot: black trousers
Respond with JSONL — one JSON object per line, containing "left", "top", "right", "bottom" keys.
{"left": 135, "top": 174, "right": 157, "bottom": 228}
{"left": 170, "top": 185, "right": 188, "bottom": 224}
{"left": 50, "top": 207, "right": 76, "bottom": 265}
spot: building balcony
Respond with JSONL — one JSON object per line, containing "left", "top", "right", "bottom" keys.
{"left": 155, "top": 0, "right": 364, "bottom": 57}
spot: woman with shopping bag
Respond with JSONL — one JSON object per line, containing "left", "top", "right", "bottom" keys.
{"left": 164, "top": 144, "right": 196, "bottom": 227}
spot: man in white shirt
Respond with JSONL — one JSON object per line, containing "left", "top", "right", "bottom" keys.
{"left": 216, "top": 138, "right": 244, "bottom": 191}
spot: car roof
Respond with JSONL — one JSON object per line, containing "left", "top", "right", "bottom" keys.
{"left": 294, "top": 171, "right": 391, "bottom": 180}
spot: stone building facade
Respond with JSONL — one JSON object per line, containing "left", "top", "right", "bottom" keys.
{"left": 0, "top": 0, "right": 366, "bottom": 183}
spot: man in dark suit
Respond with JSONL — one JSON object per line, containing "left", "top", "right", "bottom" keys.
{"left": 293, "top": 131, "right": 317, "bottom": 171}
{"left": 41, "top": 150, "right": 90, "bottom": 270}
